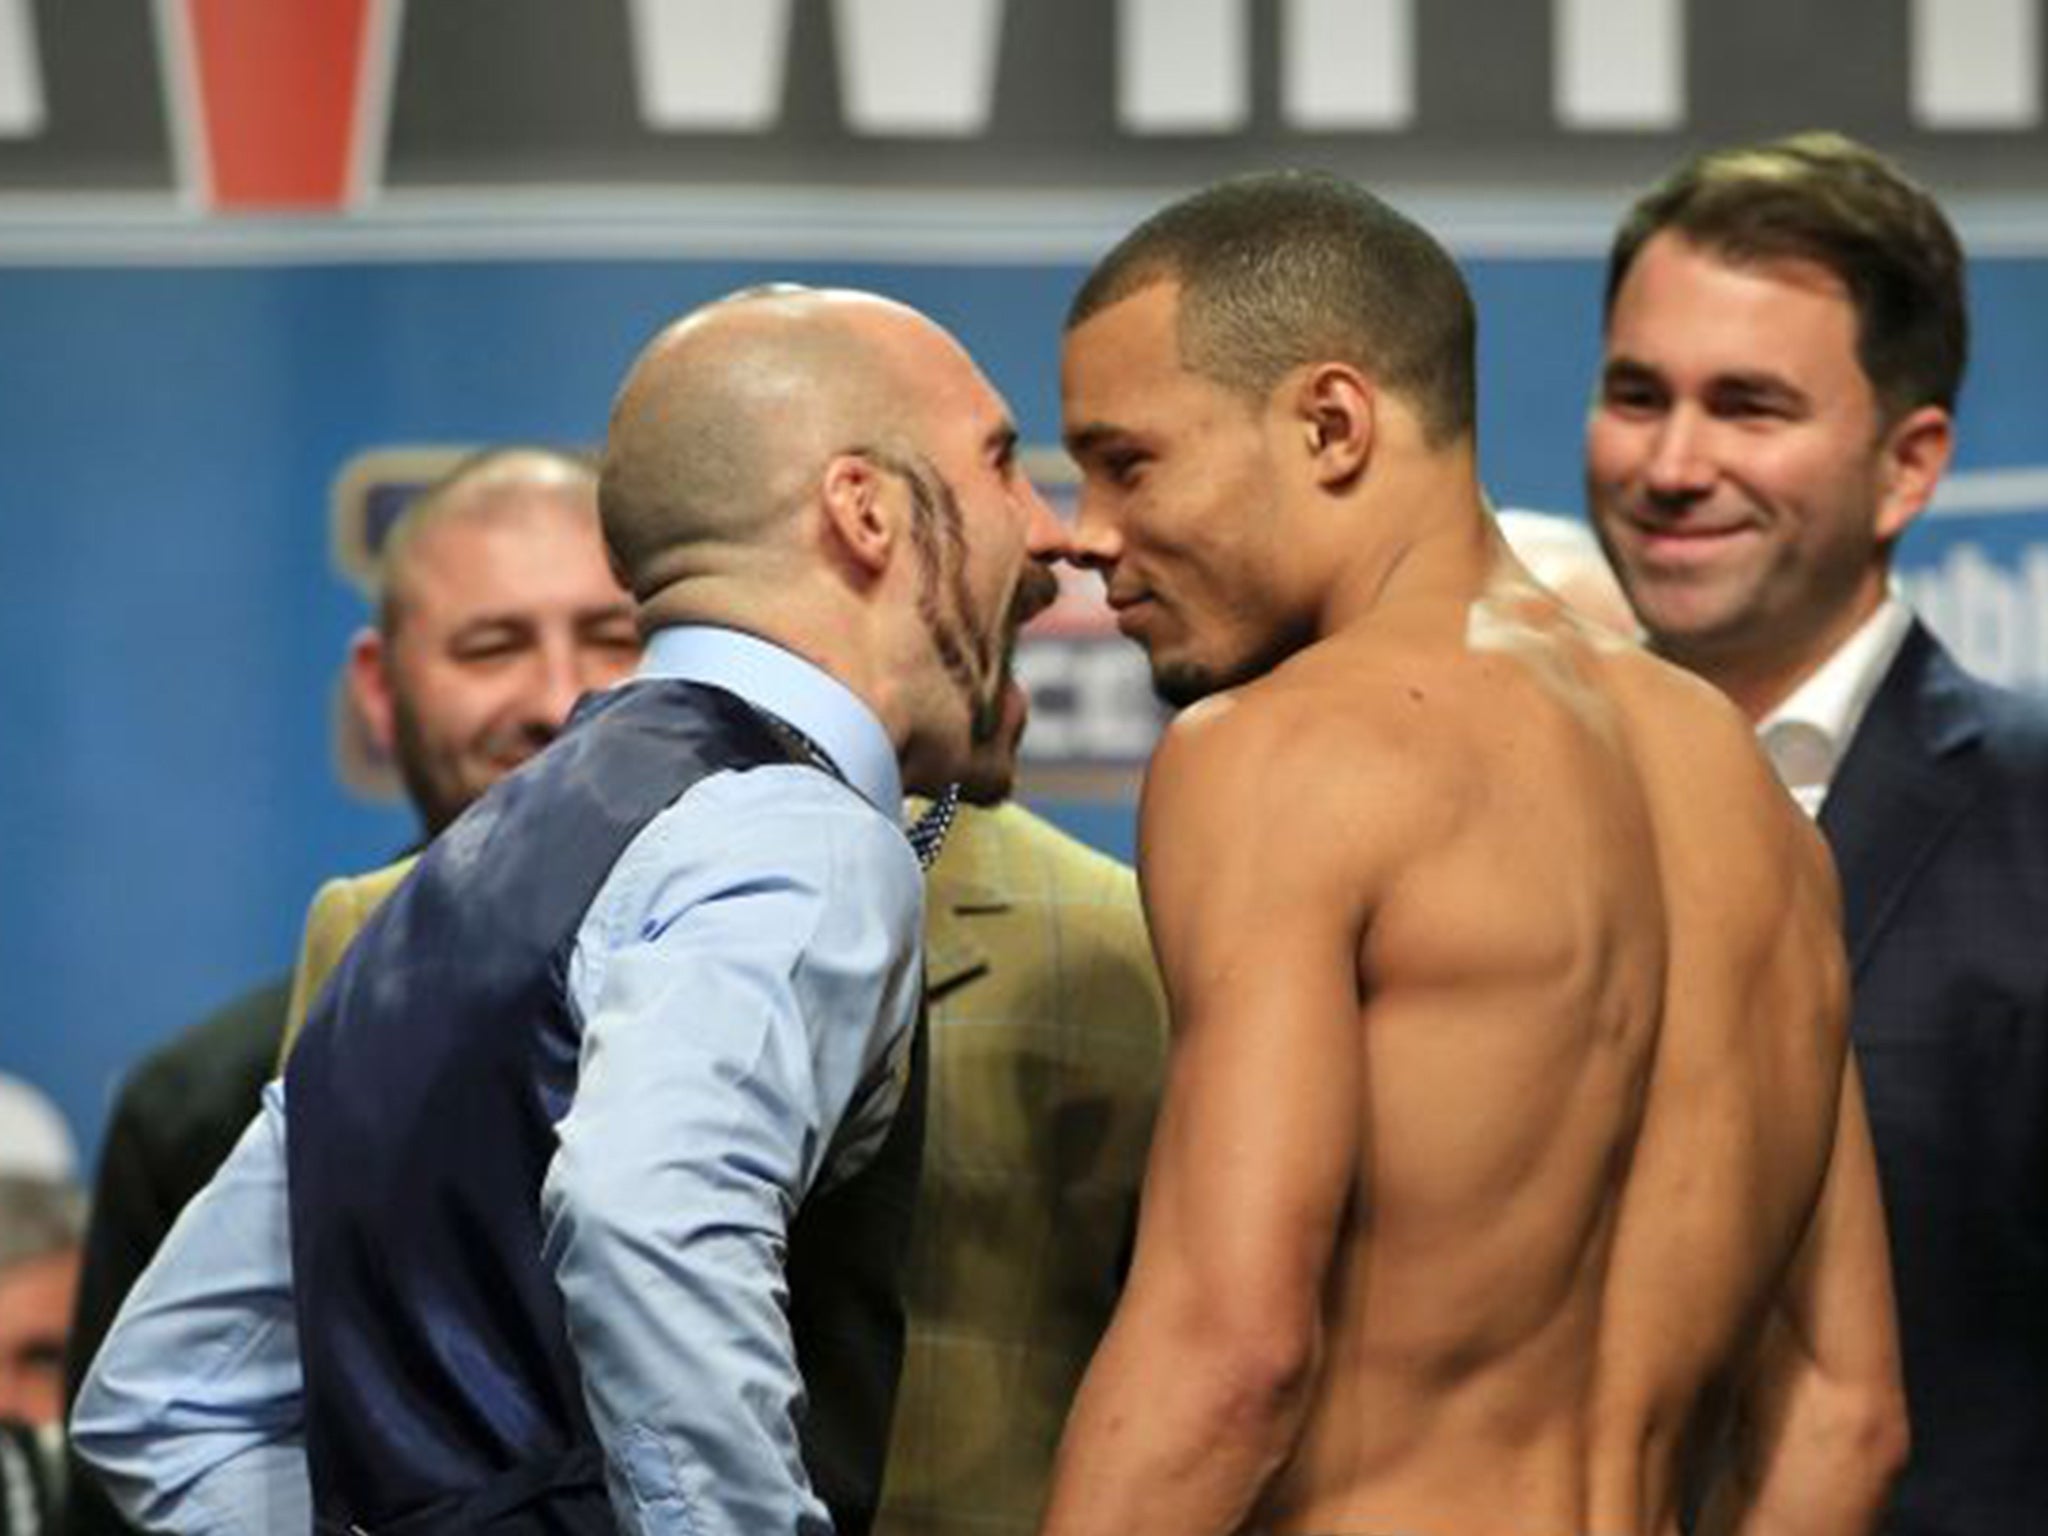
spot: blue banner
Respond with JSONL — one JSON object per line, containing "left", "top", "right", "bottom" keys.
{"left": 5, "top": 249, "right": 2046, "bottom": 1155}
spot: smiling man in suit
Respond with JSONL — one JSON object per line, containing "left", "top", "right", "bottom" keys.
{"left": 1588, "top": 131, "right": 2048, "bottom": 1534}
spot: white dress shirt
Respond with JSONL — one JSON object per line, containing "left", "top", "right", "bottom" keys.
{"left": 1757, "top": 596, "right": 1914, "bottom": 818}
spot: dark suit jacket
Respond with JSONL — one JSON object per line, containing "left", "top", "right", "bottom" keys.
{"left": 1819, "top": 622, "right": 2048, "bottom": 1535}
{"left": 62, "top": 979, "right": 288, "bottom": 1536}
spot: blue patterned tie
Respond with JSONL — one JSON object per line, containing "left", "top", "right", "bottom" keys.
{"left": 904, "top": 785, "right": 960, "bottom": 871}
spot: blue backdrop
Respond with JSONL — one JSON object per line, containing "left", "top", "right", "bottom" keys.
{"left": 4, "top": 251, "right": 2046, "bottom": 1156}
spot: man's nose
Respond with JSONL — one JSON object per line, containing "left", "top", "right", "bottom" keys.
{"left": 524, "top": 641, "right": 591, "bottom": 737}
{"left": 1643, "top": 410, "right": 1716, "bottom": 501}
{"left": 1022, "top": 481, "right": 1076, "bottom": 563}
{"left": 1066, "top": 489, "right": 1123, "bottom": 572}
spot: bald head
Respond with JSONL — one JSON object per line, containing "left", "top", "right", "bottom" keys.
{"left": 379, "top": 447, "right": 602, "bottom": 635}
{"left": 353, "top": 445, "right": 637, "bottom": 834}
{"left": 600, "top": 286, "right": 961, "bottom": 604}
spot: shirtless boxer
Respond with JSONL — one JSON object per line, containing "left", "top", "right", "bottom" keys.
{"left": 1039, "top": 171, "right": 1903, "bottom": 1535}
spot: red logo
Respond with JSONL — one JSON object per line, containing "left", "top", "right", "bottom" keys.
{"left": 179, "top": 0, "right": 385, "bottom": 210}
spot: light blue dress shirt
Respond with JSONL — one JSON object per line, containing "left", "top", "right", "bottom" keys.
{"left": 73, "top": 626, "right": 925, "bottom": 1536}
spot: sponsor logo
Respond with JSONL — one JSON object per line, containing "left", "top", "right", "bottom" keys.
{"left": 1902, "top": 466, "right": 2048, "bottom": 693}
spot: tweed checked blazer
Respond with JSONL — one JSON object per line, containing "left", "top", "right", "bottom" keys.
{"left": 282, "top": 866, "right": 407, "bottom": 1054}
{"left": 877, "top": 803, "right": 1165, "bottom": 1536}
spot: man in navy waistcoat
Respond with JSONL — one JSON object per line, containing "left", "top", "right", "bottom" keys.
{"left": 74, "top": 285, "right": 1074, "bottom": 1536}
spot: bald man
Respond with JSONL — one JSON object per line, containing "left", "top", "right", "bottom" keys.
{"left": 348, "top": 446, "right": 643, "bottom": 832}
{"left": 75, "top": 286, "right": 1071, "bottom": 1536}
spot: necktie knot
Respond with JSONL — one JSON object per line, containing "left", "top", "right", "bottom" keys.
{"left": 905, "top": 785, "right": 960, "bottom": 871}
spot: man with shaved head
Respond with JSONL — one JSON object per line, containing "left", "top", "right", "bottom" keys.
{"left": 350, "top": 445, "right": 642, "bottom": 833}
{"left": 75, "top": 287, "right": 1071, "bottom": 1536}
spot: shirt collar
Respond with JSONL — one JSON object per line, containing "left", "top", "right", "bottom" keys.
{"left": 638, "top": 625, "right": 902, "bottom": 814}
{"left": 1757, "top": 594, "right": 1913, "bottom": 812}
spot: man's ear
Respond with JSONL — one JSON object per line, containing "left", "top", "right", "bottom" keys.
{"left": 1874, "top": 404, "right": 1953, "bottom": 543}
{"left": 604, "top": 542, "right": 636, "bottom": 601}
{"left": 820, "top": 452, "right": 896, "bottom": 578}
{"left": 347, "top": 626, "right": 399, "bottom": 755}
{"left": 1291, "top": 363, "right": 1375, "bottom": 489}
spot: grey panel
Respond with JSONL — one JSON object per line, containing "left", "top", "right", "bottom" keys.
{"left": 387, "top": 0, "right": 643, "bottom": 182}
{"left": 1690, "top": 0, "right": 1908, "bottom": 144}
{"left": 0, "top": 0, "right": 173, "bottom": 194}
{"left": 377, "top": 0, "right": 2048, "bottom": 197}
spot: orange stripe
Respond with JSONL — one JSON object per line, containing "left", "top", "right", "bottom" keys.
{"left": 188, "top": 0, "right": 371, "bottom": 210}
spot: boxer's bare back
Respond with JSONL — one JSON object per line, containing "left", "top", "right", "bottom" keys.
{"left": 1050, "top": 563, "right": 1888, "bottom": 1535}
{"left": 1044, "top": 233, "right": 1898, "bottom": 1534}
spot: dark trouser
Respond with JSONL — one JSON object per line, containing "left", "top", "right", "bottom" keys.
{"left": 315, "top": 1447, "right": 609, "bottom": 1535}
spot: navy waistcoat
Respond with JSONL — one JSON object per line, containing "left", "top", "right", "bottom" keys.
{"left": 286, "top": 678, "right": 924, "bottom": 1534}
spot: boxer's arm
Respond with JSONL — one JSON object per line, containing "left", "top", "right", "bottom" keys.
{"left": 1703, "top": 1061, "right": 1907, "bottom": 1536}
{"left": 1040, "top": 702, "right": 1377, "bottom": 1536}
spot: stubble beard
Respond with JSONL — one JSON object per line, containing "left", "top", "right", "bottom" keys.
{"left": 1147, "top": 614, "right": 1308, "bottom": 709}
{"left": 388, "top": 689, "right": 470, "bottom": 838}
{"left": 1151, "top": 656, "right": 1217, "bottom": 708}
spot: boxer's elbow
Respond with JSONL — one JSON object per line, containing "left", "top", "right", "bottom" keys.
{"left": 1169, "top": 1288, "right": 1321, "bottom": 1453}
{"left": 1813, "top": 1349, "right": 1911, "bottom": 1501}
{"left": 1215, "top": 1330, "right": 1318, "bottom": 1451}
{"left": 1749, "top": 1359, "right": 1909, "bottom": 1529}
{"left": 1842, "top": 1372, "right": 1910, "bottom": 1501}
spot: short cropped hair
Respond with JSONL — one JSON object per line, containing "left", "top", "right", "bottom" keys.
{"left": 377, "top": 446, "right": 598, "bottom": 635}
{"left": 1606, "top": 131, "right": 1968, "bottom": 420}
{"left": 1068, "top": 170, "right": 1477, "bottom": 447}
{"left": 0, "top": 1176, "right": 84, "bottom": 1274}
